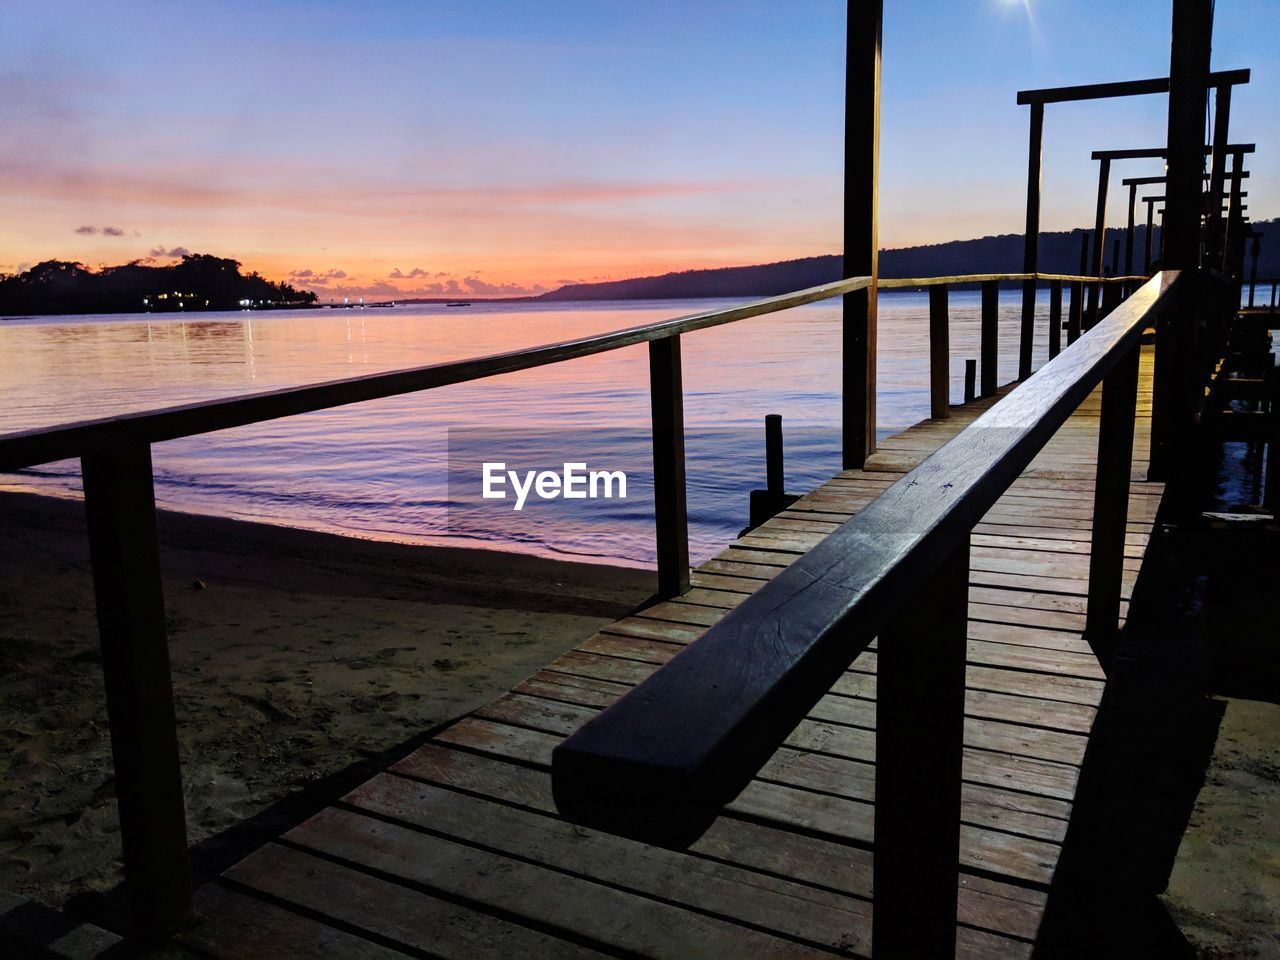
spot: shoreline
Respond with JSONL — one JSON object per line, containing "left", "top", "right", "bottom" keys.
{"left": 0, "top": 491, "right": 654, "bottom": 910}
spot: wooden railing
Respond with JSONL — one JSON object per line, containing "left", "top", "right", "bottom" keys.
{"left": 552, "top": 271, "right": 1183, "bottom": 958}
{"left": 0, "top": 267, "right": 1145, "bottom": 936}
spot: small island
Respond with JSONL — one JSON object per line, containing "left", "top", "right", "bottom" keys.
{"left": 0, "top": 254, "right": 317, "bottom": 316}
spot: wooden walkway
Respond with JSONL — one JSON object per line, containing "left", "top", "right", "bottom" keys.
{"left": 182, "top": 348, "right": 1164, "bottom": 959}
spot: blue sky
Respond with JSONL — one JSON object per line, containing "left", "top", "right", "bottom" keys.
{"left": 0, "top": 0, "right": 1275, "bottom": 297}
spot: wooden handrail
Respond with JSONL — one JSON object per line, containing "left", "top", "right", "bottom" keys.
{"left": 551, "top": 268, "right": 1180, "bottom": 847}
{"left": 1, "top": 271, "right": 1144, "bottom": 472}
{"left": 0, "top": 276, "right": 875, "bottom": 472}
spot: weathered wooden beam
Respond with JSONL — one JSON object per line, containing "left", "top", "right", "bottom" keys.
{"left": 1016, "top": 68, "right": 1248, "bottom": 104}
{"left": 649, "top": 337, "right": 689, "bottom": 598}
{"left": 842, "top": 0, "right": 882, "bottom": 469}
{"left": 81, "top": 445, "right": 192, "bottom": 936}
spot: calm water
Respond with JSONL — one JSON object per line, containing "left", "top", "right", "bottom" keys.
{"left": 0, "top": 292, "right": 1056, "bottom": 567}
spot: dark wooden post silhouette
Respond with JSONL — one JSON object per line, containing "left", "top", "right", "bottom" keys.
{"left": 1125, "top": 182, "right": 1138, "bottom": 276}
{"left": 1205, "top": 83, "right": 1232, "bottom": 263}
{"left": 873, "top": 541, "right": 969, "bottom": 957}
{"left": 649, "top": 337, "right": 689, "bottom": 597}
{"left": 1085, "top": 345, "right": 1140, "bottom": 664}
{"left": 82, "top": 445, "right": 192, "bottom": 936}
{"left": 765, "top": 413, "right": 784, "bottom": 496}
{"left": 843, "top": 0, "right": 882, "bottom": 469}
{"left": 1151, "top": 0, "right": 1213, "bottom": 481}
{"left": 1049, "top": 279, "right": 1063, "bottom": 358}
{"left": 1020, "top": 101, "right": 1044, "bottom": 380}
{"left": 980, "top": 280, "right": 999, "bottom": 396}
{"left": 929, "top": 284, "right": 950, "bottom": 419}
{"left": 1144, "top": 196, "right": 1158, "bottom": 272}
{"left": 1088, "top": 157, "right": 1111, "bottom": 328}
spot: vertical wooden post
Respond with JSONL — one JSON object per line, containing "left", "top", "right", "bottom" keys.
{"left": 980, "top": 280, "right": 998, "bottom": 397}
{"left": 1248, "top": 235, "right": 1260, "bottom": 307}
{"left": 1049, "top": 279, "right": 1063, "bottom": 359}
{"left": 1020, "top": 102, "right": 1045, "bottom": 381}
{"left": 842, "top": 0, "right": 882, "bottom": 469}
{"left": 1124, "top": 183, "right": 1138, "bottom": 276}
{"left": 1151, "top": 0, "right": 1213, "bottom": 481}
{"left": 929, "top": 284, "right": 950, "bottom": 419}
{"left": 1144, "top": 197, "right": 1156, "bottom": 274}
{"left": 1163, "top": 0, "right": 1211, "bottom": 270}
{"left": 1068, "top": 281, "right": 1084, "bottom": 344}
{"left": 963, "top": 359, "right": 976, "bottom": 403}
{"left": 81, "top": 445, "right": 191, "bottom": 936}
{"left": 765, "top": 413, "right": 784, "bottom": 497}
{"left": 1088, "top": 159, "right": 1111, "bottom": 329}
{"left": 1205, "top": 84, "right": 1232, "bottom": 264}
{"left": 873, "top": 540, "right": 968, "bottom": 958}
{"left": 649, "top": 336, "right": 689, "bottom": 598}
{"left": 1085, "top": 345, "right": 1140, "bottom": 667}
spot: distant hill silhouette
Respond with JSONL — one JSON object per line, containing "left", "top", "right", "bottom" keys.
{"left": 540, "top": 221, "right": 1280, "bottom": 300}
{"left": 0, "top": 254, "right": 317, "bottom": 316}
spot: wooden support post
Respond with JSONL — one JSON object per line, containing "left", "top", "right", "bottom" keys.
{"left": 963, "top": 359, "right": 976, "bottom": 403}
{"left": 929, "top": 284, "right": 950, "bottom": 419}
{"left": 980, "top": 280, "right": 998, "bottom": 397}
{"left": 1248, "top": 236, "right": 1260, "bottom": 307}
{"left": 1164, "top": 0, "right": 1212, "bottom": 270}
{"left": 1020, "top": 101, "right": 1045, "bottom": 381}
{"left": 649, "top": 336, "right": 689, "bottom": 598}
{"left": 1206, "top": 84, "right": 1232, "bottom": 263}
{"left": 1151, "top": 0, "right": 1213, "bottom": 481}
{"left": 765, "top": 413, "right": 784, "bottom": 497}
{"left": 842, "top": 0, "right": 882, "bottom": 469}
{"left": 1068, "top": 280, "right": 1084, "bottom": 344}
{"left": 1085, "top": 345, "right": 1140, "bottom": 666}
{"left": 1049, "top": 279, "right": 1063, "bottom": 358}
{"left": 1144, "top": 197, "right": 1157, "bottom": 274}
{"left": 1088, "top": 158, "right": 1111, "bottom": 329}
{"left": 873, "top": 540, "right": 968, "bottom": 959}
{"left": 81, "top": 445, "right": 191, "bottom": 936}
{"left": 1125, "top": 183, "right": 1138, "bottom": 276}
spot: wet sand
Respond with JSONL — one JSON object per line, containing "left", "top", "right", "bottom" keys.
{"left": 0, "top": 492, "right": 653, "bottom": 909}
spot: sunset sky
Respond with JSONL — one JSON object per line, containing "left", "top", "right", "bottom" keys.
{"left": 1, "top": 0, "right": 1276, "bottom": 300}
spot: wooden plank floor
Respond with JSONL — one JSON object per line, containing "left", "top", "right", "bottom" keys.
{"left": 183, "top": 348, "right": 1164, "bottom": 960}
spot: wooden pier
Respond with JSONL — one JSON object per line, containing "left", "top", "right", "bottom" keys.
{"left": 175, "top": 346, "right": 1163, "bottom": 959}
{"left": 2, "top": 1, "right": 1270, "bottom": 955}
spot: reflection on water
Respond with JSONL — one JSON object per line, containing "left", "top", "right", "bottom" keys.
{"left": 0, "top": 293, "right": 1054, "bottom": 566}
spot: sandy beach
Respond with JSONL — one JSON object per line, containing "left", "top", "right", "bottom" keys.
{"left": 0, "top": 491, "right": 654, "bottom": 913}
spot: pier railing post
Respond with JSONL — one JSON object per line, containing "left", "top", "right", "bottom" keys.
{"left": 1085, "top": 344, "right": 1140, "bottom": 667}
{"left": 81, "top": 444, "right": 192, "bottom": 937}
{"left": 1068, "top": 279, "right": 1084, "bottom": 344}
{"left": 1048, "top": 279, "right": 1063, "bottom": 359}
{"left": 929, "top": 284, "right": 950, "bottom": 419}
{"left": 874, "top": 539, "right": 968, "bottom": 958}
{"left": 1018, "top": 277, "right": 1036, "bottom": 379}
{"left": 649, "top": 336, "right": 690, "bottom": 598}
{"left": 980, "top": 280, "right": 998, "bottom": 397}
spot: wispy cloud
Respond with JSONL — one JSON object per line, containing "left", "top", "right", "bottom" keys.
{"left": 148, "top": 245, "right": 191, "bottom": 258}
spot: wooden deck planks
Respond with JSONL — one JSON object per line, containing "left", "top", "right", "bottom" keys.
{"left": 183, "top": 348, "right": 1165, "bottom": 960}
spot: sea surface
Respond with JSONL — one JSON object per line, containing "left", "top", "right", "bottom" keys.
{"left": 0, "top": 291, "right": 1059, "bottom": 567}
